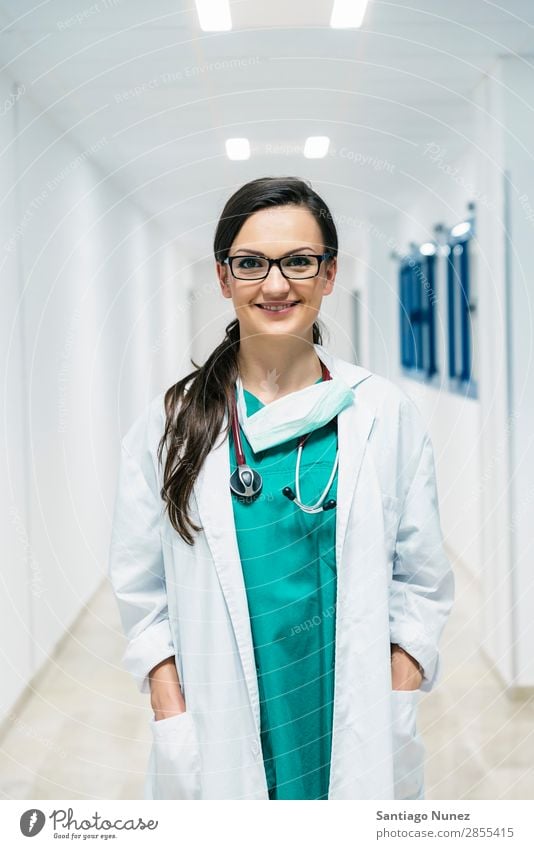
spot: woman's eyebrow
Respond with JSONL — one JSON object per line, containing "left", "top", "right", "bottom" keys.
{"left": 233, "top": 246, "right": 316, "bottom": 256}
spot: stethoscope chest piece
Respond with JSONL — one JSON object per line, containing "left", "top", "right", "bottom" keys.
{"left": 230, "top": 463, "right": 262, "bottom": 500}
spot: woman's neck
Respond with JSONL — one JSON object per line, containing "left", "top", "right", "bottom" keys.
{"left": 237, "top": 339, "right": 323, "bottom": 401}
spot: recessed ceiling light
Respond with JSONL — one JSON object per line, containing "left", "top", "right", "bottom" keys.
{"left": 330, "top": 0, "right": 370, "bottom": 29}
{"left": 226, "top": 138, "right": 250, "bottom": 160}
{"left": 195, "top": 0, "right": 232, "bottom": 31}
{"left": 304, "top": 136, "right": 330, "bottom": 158}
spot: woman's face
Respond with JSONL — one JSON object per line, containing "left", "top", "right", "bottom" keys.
{"left": 216, "top": 205, "right": 336, "bottom": 341}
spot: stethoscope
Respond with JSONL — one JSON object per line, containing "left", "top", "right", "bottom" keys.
{"left": 229, "top": 361, "right": 338, "bottom": 514}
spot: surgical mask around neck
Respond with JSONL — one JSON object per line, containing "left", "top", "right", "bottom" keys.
{"left": 234, "top": 370, "right": 355, "bottom": 453}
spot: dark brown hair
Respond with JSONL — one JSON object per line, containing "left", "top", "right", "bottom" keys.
{"left": 157, "top": 176, "right": 339, "bottom": 544}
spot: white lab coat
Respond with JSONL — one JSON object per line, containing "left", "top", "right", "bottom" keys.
{"left": 108, "top": 343, "right": 455, "bottom": 800}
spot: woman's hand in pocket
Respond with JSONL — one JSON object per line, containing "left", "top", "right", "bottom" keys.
{"left": 390, "top": 643, "right": 424, "bottom": 691}
{"left": 148, "top": 656, "right": 187, "bottom": 720}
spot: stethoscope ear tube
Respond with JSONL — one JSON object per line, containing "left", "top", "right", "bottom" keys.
{"left": 229, "top": 361, "right": 337, "bottom": 512}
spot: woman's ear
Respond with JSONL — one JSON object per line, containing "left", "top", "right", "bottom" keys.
{"left": 322, "top": 255, "right": 337, "bottom": 295}
{"left": 328, "top": 254, "right": 337, "bottom": 278}
{"left": 216, "top": 261, "right": 232, "bottom": 299}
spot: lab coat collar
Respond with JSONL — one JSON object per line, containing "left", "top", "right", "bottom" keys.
{"left": 313, "top": 343, "right": 373, "bottom": 389}
{"left": 193, "top": 346, "right": 376, "bottom": 738}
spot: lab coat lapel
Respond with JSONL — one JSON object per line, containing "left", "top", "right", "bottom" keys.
{"left": 193, "top": 416, "right": 265, "bottom": 736}
{"left": 193, "top": 350, "right": 376, "bottom": 741}
{"left": 314, "top": 346, "right": 376, "bottom": 564}
{"left": 335, "top": 386, "right": 376, "bottom": 565}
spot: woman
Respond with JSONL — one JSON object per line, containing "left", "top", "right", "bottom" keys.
{"left": 108, "top": 176, "right": 455, "bottom": 801}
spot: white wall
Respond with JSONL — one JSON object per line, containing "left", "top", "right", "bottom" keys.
{"left": 316, "top": 254, "right": 362, "bottom": 363}
{"left": 498, "top": 56, "right": 534, "bottom": 687}
{"left": 0, "top": 74, "right": 191, "bottom": 722}
{"left": 0, "top": 75, "right": 32, "bottom": 718}
{"left": 471, "top": 65, "right": 515, "bottom": 687}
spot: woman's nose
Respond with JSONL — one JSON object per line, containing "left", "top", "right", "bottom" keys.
{"left": 260, "top": 264, "right": 291, "bottom": 293}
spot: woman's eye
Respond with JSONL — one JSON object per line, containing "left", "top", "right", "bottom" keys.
{"left": 237, "top": 257, "right": 262, "bottom": 268}
{"left": 286, "top": 255, "right": 313, "bottom": 266}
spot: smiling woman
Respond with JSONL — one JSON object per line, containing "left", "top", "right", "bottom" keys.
{"left": 108, "top": 176, "right": 455, "bottom": 801}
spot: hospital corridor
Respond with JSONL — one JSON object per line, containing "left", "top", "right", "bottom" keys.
{"left": 1, "top": 1, "right": 534, "bottom": 805}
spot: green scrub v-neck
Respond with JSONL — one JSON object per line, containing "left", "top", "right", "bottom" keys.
{"left": 229, "top": 376, "right": 338, "bottom": 800}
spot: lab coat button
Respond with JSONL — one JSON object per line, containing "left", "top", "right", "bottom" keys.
{"left": 251, "top": 740, "right": 260, "bottom": 755}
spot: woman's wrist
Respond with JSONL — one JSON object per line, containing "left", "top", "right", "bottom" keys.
{"left": 152, "top": 703, "right": 186, "bottom": 720}
{"left": 150, "top": 684, "right": 186, "bottom": 718}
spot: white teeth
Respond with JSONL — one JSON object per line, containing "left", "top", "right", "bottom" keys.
{"left": 259, "top": 303, "right": 297, "bottom": 311}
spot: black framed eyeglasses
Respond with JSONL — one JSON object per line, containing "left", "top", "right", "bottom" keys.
{"left": 223, "top": 252, "right": 334, "bottom": 281}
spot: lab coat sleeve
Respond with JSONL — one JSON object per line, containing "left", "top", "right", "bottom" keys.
{"left": 108, "top": 439, "right": 175, "bottom": 695}
{"left": 389, "top": 404, "right": 455, "bottom": 693}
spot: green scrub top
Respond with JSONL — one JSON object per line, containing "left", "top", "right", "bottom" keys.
{"left": 229, "top": 377, "right": 338, "bottom": 800}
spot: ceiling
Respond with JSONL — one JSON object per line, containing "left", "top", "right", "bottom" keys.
{"left": 1, "top": 0, "right": 533, "bottom": 258}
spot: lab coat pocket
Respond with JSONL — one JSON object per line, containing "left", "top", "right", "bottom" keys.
{"left": 390, "top": 689, "right": 425, "bottom": 800}
{"left": 148, "top": 710, "right": 202, "bottom": 800}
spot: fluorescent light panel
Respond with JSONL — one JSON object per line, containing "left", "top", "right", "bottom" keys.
{"left": 304, "top": 136, "right": 330, "bottom": 158}
{"left": 330, "top": 0, "right": 369, "bottom": 28}
{"left": 196, "top": 0, "right": 232, "bottom": 31}
{"left": 226, "top": 138, "right": 250, "bottom": 160}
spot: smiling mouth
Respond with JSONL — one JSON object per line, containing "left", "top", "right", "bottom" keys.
{"left": 255, "top": 302, "right": 300, "bottom": 313}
